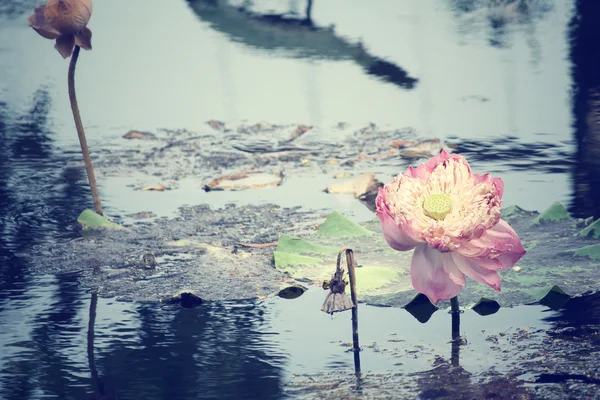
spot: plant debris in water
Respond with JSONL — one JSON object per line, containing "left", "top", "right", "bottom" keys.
{"left": 274, "top": 204, "right": 600, "bottom": 309}
{"left": 283, "top": 293, "right": 600, "bottom": 400}
{"left": 29, "top": 204, "right": 318, "bottom": 302}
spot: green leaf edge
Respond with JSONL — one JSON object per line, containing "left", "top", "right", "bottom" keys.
{"left": 77, "top": 209, "right": 124, "bottom": 232}
{"left": 532, "top": 202, "right": 571, "bottom": 225}
{"left": 578, "top": 218, "right": 600, "bottom": 239}
{"left": 572, "top": 244, "right": 600, "bottom": 260}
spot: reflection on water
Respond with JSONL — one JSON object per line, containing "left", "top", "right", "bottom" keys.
{"left": 0, "top": 89, "right": 91, "bottom": 253}
{"left": 2, "top": 273, "right": 599, "bottom": 399}
{"left": 0, "top": 88, "right": 91, "bottom": 301}
{"left": 569, "top": 0, "right": 600, "bottom": 218}
{"left": 448, "top": 0, "right": 552, "bottom": 51}
{"left": 0, "top": 273, "right": 285, "bottom": 400}
{"left": 448, "top": 135, "right": 573, "bottom": 174}
{"left": 93, "top": 298, "right": 284, "bottom": 399}
{"left": 0, "top": 0, "right": 37, "bottom": 19}
{"left": 186, "top": 0, "right": 418, "bottom": 89}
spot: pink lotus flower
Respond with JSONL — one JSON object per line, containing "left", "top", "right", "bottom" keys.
{"left": 27, "top": 0, "right": 93, "bottom": 58}
{"left": 376, "top": 150, "right": 525, "bottom": 304}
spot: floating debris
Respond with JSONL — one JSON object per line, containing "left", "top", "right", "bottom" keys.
{"left": 142, "top": 253, "right": 157, "bottom": 269}
{"left": 164, "top": 290, "right": 204, "bottom": 308}
{"left": 122, "top": 130, "right": 157, "bottom": 140}
{"left": 139, "top": 184, "right": 168, "bottom": 192}
{"left": 325, "top": 172, "right": 382, "bottom": 199}
{"left": 207, "top": 120, "right": 225, "bottom": 130}
{"left": 204, "top": 171, "right": 283, "bottom": 191}
{"left": 278, "top": 285, "right": 307, "bottom": 300}
{"left": 397, "top": 138, "right": 454, "bottom": 159}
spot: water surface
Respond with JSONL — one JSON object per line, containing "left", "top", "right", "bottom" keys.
{"left": 1, "top": 0, "right": 599, "bottom": 399}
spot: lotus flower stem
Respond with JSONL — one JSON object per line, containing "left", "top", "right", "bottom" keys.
{"left": 68, "top": 45, "right": 103, "bottom": 215}
{"left": 450, "top": 296, "right": 461, "bottom": 366}
{"left": 450, "top": 296, "right": 459, "bottom": 314}
{"left": 344, "top": 248, "right": 361, "bottom": 375}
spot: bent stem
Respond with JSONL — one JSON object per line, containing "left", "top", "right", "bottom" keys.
{"left": 344, "top": 248, "right": 361, "bottom": 376}
{"left": 68, "top": 45, "right": 103, "bottom": 216}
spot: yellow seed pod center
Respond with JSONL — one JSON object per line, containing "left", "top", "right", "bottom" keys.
{"left": 423, "top": 194, "right": 452, "bottom": 221}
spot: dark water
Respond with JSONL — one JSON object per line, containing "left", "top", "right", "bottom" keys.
{"left": 1, "top": 0, "right": 600, "bottom": 399}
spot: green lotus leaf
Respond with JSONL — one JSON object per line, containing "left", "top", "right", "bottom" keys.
{"left": 532, "top": 202, "right": 571, "bottom": 224}
{"left": 578, "top": 218, "right": 600, "bottom": 239}
{"left": 472, "top": 298, "right": 501, "bottom": 316}
{"left": 77, "top": 209, "right": 124, "bottom": 234}
{"left": 534, "top": 285, "right": 571, "bottom": 310}
{"left": 274, "top": 207, "right": 600, "bottom": 309}
{"left": 573, "top": 244, "right": 600, "bottom": 260}
{"left": 404, "top": 293, "right": 438, "bottom": 323}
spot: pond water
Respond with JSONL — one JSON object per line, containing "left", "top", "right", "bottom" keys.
{"left": 1, "top": 0, "right": 599, "bottom": 399}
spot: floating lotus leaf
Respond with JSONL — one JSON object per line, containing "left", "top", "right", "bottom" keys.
{"left": 532, "top": 202, "right": 571, "bottom": 224}
{"left": 572, "top": 244, "right": 600, "bottom": 260}
{"left": 404, "top": 293, "right": 438, "bottom": 323}
{"left": 471, "top": 298, "right": 501, "bottom": 316}
{"left": 535, "top": 285, "right": 571, "bottom": 311}
{"left": 579, "top": 218, "right": 600, "bottom": 239}
{"left": 315, "top": 210, "right": 374, "bottom": 238}
{"left": 274, "top": 203, "right": 600, "bottom": 309}
{"left": 77, "top": 209, "right": 124, "bottom": 234}
{"left": 278, "top": 285, "right": 307, "bottom": 300}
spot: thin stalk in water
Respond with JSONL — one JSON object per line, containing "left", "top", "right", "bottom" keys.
{"left": 345, "top": 248, "right": 361, "bottom": 375}
{"left": 68, "top": 45, "right": 103, "bottom": 215}
{"left": 450, "top": 295, "right": 461, "bottom": 366}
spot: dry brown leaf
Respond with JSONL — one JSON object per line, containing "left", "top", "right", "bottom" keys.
{"left": 334, "top": 172, "right": 353, "bottom": 179}
{"left": 123, "top": 130, "right": 157, "bottom": 140}
{"left": 351, "top": 148, "right": 398, "bottom": 162}
{"left": 205, "top": 171, "right": 283, "bottom": 191}
{"left": 400, "top": 138, "right": 453, "bottom": 159}
{"left": 391, "top": 139, "right": 419, "bottom": 149}
{"left": 140, "top": 185, "right": 167, "bottom": 191}
{"left": 237, "top": 242, "right": 278, "bottom": 248}
{"left": 207, "top": 120, "right": 225, "bottom": 130}
{"left": 325, "top": 172, "right": 383, "bottom": 198}
{"left": 286, "top": 124, "right": 313, "bottom": 142}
